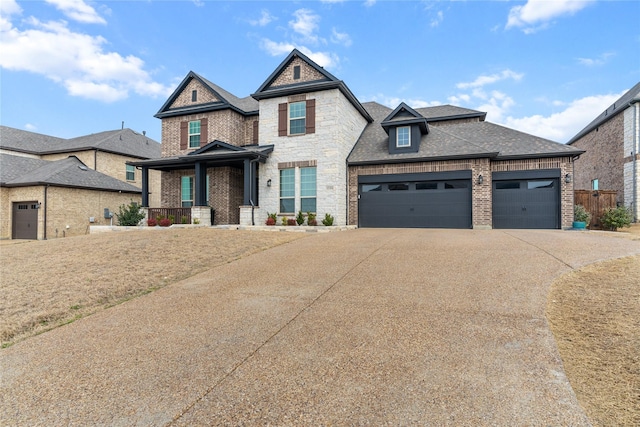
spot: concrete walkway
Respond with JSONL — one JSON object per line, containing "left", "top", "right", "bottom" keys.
{"left": 2, "top": 229, "right": 639, "bottom": 426}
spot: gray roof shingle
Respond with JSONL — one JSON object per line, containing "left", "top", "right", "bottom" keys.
{"left": 348, "top": 102, "right": 583, "bottom": 165}
{"left": 1, "top": 154, "right": 141, "bottom": 192}
{"left": 0, "top": 126, "right": 161, "bottom": 159}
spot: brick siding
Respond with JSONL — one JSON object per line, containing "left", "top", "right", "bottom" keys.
{"left": 268, "top": 57, "right": 326, "bottom": 88}
{"left": 169, "top": 79, "right": 219, "bottom": 109}
{"left": 571, "top": 112, "right": 624, "bottom": 203}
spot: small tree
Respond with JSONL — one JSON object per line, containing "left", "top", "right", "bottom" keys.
{"left": 600, "top": 206, "right": 633, "bottom": 231}
{"left": 296, "top": 211, "right": 305, "bottom": 226}
{"left": 321, "top": 213, "right": 334, "bottom": 226}
{"left": 115, "top": 200, "right": 146, "bottom": 226}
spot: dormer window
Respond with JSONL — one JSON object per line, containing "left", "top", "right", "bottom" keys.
{"left": 396, "top": 126, "right": 411, "bottom": 148}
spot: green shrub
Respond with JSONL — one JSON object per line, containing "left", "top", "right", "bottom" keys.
{"left": 281, "top": 216, "right": 288, "bottom": 226}
{"left": 115, "top": 201, "right": 146, "bottom": 226}
{"left": 267, "top": 212, "right": 278, "bottom": 221}
{"left": 296, "top": 211, "right": 305, "bottom": 226}
{"left": 181, "top": 216, "right": 188, "bottom": 224}
{"left": 307, "top": 212, "right": 317, "bottom": 226}
{"left": 574, "top": 204, "right": 591, "bottom": 224}
{"left": 321, "top": 213, "right": 334, "bottom": 226}
{"left": 600, "top": 206, "right": 632, "bottom": 231}
{"left": 168, "top": 214, "right": 175, "bottom": 224}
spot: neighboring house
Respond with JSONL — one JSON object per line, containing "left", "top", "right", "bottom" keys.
{"left": 567, "top": 82, "right": 640, "bottom": 221}
{"left": 0, "top": 126, "right": 162, "bottom": 239}
{"left": 132, "top": 49, "right": 583, "bottom": 229}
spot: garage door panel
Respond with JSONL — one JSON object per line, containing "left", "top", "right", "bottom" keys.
{"left": 359, "top": 179, "right": 471, "bottom": 228}
{"left": 492, "top": 179, "right": 559, "bottom": 229}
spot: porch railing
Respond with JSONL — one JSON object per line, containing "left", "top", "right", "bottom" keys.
{"left": 148, "top": 208, "right": 191, "bottom": 224}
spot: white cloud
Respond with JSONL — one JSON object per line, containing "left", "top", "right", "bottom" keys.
{"left": 577, "top": 52, "right": 615, "bottom": 67}
{"left": 503, "top": 92, "right": 625, "bottom": 142}
{"left": 44, "top": 0, "right": 106, "bottom": 24}
{"left": 456, "top": 69, "right": 523, "bottom": 90}
{"left": 475, "top": 91, "right": 515, "bottom": 123}
{"left": 331, "top": 28, "right": 352, "bottom": 47}
{"left": 506, "top": 0, "right": 593, "bottom": 33}
{"left": 24, "top": 123, "right": 37, "bottom": 131}
{"left": 430, "top": 11, "right": 444, "bottom": 28}
{"left": 0, "top": 16, "right": 173, "bottom": 102}
{"left": 364, "top": 0, "right": 376, "bottom": 6}
{"left": 260, "top": 39, "right": 338, "bottom": 69}
{"left": 367, "top": 94, "right": 441, "bottom": 109}
{"left": 289, "top": 9, "right": 320, "bottom": 41}
{"left": 249, "top": 9, "right": 275, "bottom": 27}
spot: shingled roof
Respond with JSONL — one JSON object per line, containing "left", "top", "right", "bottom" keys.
{"left": 0, "top": 126, "right": 161, "bottom": 159}
{"left": 348, "top": 102, "right": 583, "bottom": 165}
{"left": 568, "top": 81, "right": 640, "bottom": 145}
{"left": 0, "top": 154, "right": 141, "bottom": 192}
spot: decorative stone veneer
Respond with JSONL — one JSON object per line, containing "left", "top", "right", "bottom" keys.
{"left": 169, "top": 79, "right": 219, "bottom": 109}
{"left": 571, "top": 112, "right": 625, "bottom": 203}
{"left": 161, "top": 166, "right": 243, "bottom": 225}
{"left": 257, "top": 88, "right": 369, "bottom": 226}
{"left": 348, "top": 156, "right": 575, "bottom": 229}
{"left": 0, "top": 185, "right": 140, "bottom": 240}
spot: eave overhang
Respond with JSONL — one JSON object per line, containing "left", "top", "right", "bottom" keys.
{"left": 347, "top": 152, "right": 500, "bottom": 166}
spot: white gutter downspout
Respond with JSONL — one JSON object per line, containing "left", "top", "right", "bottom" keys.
{"left": 633, "top": 99, "right": 639, "bottom": 222}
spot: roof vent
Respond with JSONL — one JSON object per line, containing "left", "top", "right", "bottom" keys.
{"left": 78, "top": 165, "right": 88, "bottom": 171}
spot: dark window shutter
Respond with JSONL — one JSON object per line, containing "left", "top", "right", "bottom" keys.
{"left": 278, "top": 103, "right": 287, "bottom": 136}
{"left": 306, "top": 99, "right": 315, "bottom": 134}
{"left": 180, "top": 121, "right": 188, "bottom": 150}
{"left": 252, "top": 120, "right": 259, "bottom": 144}
{"left": 200, "top": 118, "right": 208, "bottom": 147}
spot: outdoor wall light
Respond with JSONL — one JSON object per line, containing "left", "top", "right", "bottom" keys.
{"left": 267, "top": 179, "right": 272, "bottom": 187}
{"left": 477, "top": 175, "right": 484, "bottom": 185}
{"left": 565, "top": 173, "right": 572, "bottom": 183}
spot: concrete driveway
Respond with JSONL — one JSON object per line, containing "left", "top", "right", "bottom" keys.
{"left": 2, "top": 229, "right": 639, "bottom": 426}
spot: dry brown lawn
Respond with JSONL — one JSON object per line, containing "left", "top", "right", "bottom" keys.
{"left": 0, "top": 228, "right": 305, "bottom": 347}
{"left": 547, "top": 240, "right": 640, "bottom": 426}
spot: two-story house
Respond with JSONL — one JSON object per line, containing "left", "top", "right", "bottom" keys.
{"left": 568, "top": 81, "right": 640, "bottom": 222}
{"left": 0, "top": 126, "right": 161, "bottom": 239}
{"left": 132, "top": 49, "right": 583, "bottom": 229}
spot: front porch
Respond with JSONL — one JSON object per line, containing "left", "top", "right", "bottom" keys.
{"left": 128, "top": 141, "right": 273, "bottom": 227}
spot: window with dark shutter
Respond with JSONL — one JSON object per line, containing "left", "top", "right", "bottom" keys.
{"left": 278, "top": 103, "right": 288, "bottom": 136}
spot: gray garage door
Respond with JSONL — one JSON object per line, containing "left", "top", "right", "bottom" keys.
{"left": 492, "top": 171, "right": 560, "bottom": 229}
{"left": 358, "top": 172, "right": 472, "bottom": 228}
{"left": 12, "top": 201, "right": 38, "bottom": 239}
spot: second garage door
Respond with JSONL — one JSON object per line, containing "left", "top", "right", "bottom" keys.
{"left": 492, "top": 170, "right": 560, "bottom": 229}
{"left": 358, "top": 171, "right": 472, "bottom": 228}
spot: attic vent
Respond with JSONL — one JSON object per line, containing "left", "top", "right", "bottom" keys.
{"left": 293, "top": 65, "right": 301, "bottom": 80}
{"left": 192, "top": 90, "right": 197, "bottom": 102}
{"left": 78, "top": 165, "right": 88, "bottom": 171}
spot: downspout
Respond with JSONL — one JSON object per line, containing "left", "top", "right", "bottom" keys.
{"left": 633, "top": 100, "right": 639, "bottom": 222}
{"left": 94, "top": 149, "right": 98, "bottom": 170}
{"left": 43, "top": 185, "right": 49, "bottom": 240}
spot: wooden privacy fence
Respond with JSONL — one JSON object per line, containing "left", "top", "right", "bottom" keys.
{"left": 148, "top": 208, "right": 191, "bottom": 224}
{"left": 574, "top": 190, "right": 617, "bottom": 229}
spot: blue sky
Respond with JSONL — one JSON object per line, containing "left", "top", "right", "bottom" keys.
{"left": 1, "top": 0, "right": 639, "bottom": 144}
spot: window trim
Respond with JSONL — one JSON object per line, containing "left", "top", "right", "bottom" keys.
{"left": 279, "top": 168, "right": 295, "bottom": 214}
{"left": 188, "top": 120, "right": 201, "bottom": 148}
{"left": 125, "top": 164, "right": 135, "bottom": 181}
{"left": 288, "top": 101, "right": 306, "bottom": 135}
{"left": 396, "top": 126, "right": 411, "bottom": 148}
{"left": 181, "top": 176, "right": 194, "bottom": 208}
{"left": 300, "top": 167, "right": 317, "bottom": 213}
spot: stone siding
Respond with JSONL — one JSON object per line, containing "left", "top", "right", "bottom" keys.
{"left": 571, "top": 112, "right": 625, "bottom": 203}
{"left": 623, "top": 104, "right": 640, "bottom": 220}
{"left": 268, "top": 57, "right": 326, "bottom": 88}
{"left": 257, "top": 88, "right": 368, "bottom": 225}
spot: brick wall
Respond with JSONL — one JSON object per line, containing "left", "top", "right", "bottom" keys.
{"left": 0, "top": 185, "right": 141, "bottom": 239}
{"left": 161, "top": 109, "right": 257, "bottom": 157}
{"left": 161, "top": 167, "right": 243, "bottom": 225}
{"left": 348, "top": 156, "right": 575, "bottom": 229}
{"left": 268, "top": 57, "right": 326, "bottom": 88}
{"left": 571, "top": 112, "right": 624, "bottom": 203}
{"left": 169, "top": 78, "right": 219, "bottom": 109}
